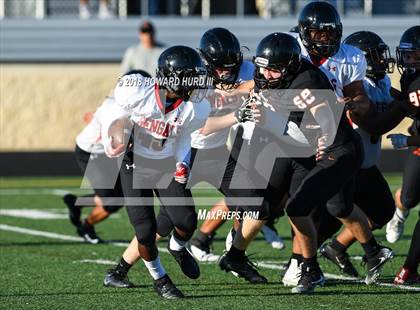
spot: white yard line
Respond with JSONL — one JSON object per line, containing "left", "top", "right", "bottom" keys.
{"left": 0, "top": 188, "right": 87, "bottom": 196}
{"left": 1, "top": 224, "right": 419, "bottom": 292}
{"left": 0, "top": 209, "right": 120, "bottom": 220}
{"left": 75, "top": 259, "right": 116, "bottom": 265}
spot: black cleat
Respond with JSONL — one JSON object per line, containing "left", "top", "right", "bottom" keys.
{"left": 167, "top": 244, "right": 200, "bottom": 279}
{"left": 218, "top": 253, "right": 267, "bottom": 284}
{"left": 364, "top": 246, "right": 394, "bottom": 284}
{"left": 319, "top": 243, "right": 359, "bottom": 277}
{"left": 291, "top": 263, "right": 325, "bottom": 294}
{"left": 77, "top": 223, "right": 103, "bottom": 244}
{"left": 103, "top": 269, "right": 135, "bottom": 288}
{"left": 63, "top": 194, "right": 81, "bottom": 227}
{"left": 153, "top": 274, "right": 184, "bottom": 300}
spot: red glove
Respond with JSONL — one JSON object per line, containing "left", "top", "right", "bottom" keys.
{"left": 174, "top": 162, "right": 190, "bottom": 184}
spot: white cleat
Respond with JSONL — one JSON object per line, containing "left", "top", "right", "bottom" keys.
{"left": 261, "top": 224, "right": 285, "bottom": 250}
{"left": 386, "top": 212, "right": 406, "bottom": 243}
{"left": 189, "top": 244, "right": 220, "bottom": 262}
{"left": 282, "top": 258, "right": 302, "bottom": 287}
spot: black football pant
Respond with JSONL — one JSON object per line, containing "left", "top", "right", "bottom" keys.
{"left": 314, "top": 165, "right": 396, "bottom": 244}
{"left": 120, "top": 153, "right": 196, "bottom": 246}
{"left": 286, "top": 137, "right": 363, "bottom": 219}
{"left": 401, "top": 148, "right": 420, "bottom": 210}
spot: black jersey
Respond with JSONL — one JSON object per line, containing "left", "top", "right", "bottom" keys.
{"left": 401, "top": 71, "right": 420, "bottom": 134}
{"left": 266, "top": 59, "right": 355, "bottom": 148}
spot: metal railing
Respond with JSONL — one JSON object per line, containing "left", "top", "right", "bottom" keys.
{"left": 0, "top": 0, "right": 418, "bottom": 19}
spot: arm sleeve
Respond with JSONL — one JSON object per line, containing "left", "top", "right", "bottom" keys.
{"left": 175, "top": 101, "right": 211, "bottom": 165}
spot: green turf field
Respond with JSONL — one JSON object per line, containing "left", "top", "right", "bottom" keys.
{"left": 0, "top": 175, "right": 419, "bottom": 310}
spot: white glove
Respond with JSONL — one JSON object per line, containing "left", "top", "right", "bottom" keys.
{"left": 387, "top": 134, "right": 408, "bottom": 149}
{"left": 174, "top": 162, "right": 190, "bottom": 184}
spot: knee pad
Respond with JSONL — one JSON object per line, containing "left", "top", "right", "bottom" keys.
{"left": 133, "top": 219, "right": 157, "bottom": 247}
{"left": 373, "top": 206, "right": 394, "bottom": 229}
{"left": 156, "top": 212, "right": 174, "bottom": 238}
{"left": 174, "top": 211, "right": 197, "bottom": 234}
{"left": 103, "top": 205, "right": 123, "bottom": 213}
{"left": 286, "top": 201, "right": 312, "bottom": 218}
{"left": 326, "top": 202, "right": 354, "bottom": 219}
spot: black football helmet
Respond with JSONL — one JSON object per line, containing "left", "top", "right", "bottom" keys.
{"left": 253, "top": 32, "right": 301, "bottom": 90}
{"left": 298, "top": 1, "right": 342, "bottom": 58}
{"left": 344, "top": 31, "right": 395, "bottom": 81}
{"left": 156, "top": 45, "right": 207, "bottom": 100}
{"left": 124, "top": 69, "right": 152, "bottom": 78}
{"left": 289, "top": 26, "right": 299, "bottom": 33}
{"left": 199, "top": 27, "right": 243, "bottom": 90}
{"left": 396, "top": 25, "right": 420, "bottom": 73}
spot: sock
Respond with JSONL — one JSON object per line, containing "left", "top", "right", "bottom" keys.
{"left": 227, "top": 245, "right": 245, "bottom": 259}
{"left": 291, "top": 252, "right": 303, "bottom": 265}
{"left": 195, "top": 230, "right": 211, "bottom": 244}
{"left": 115, "top": 257, "right": 132, "bottom": 275}
{"left": 361, "top": 237, "right": 380, "bottom": 259}
{"left": 142, "top": 257, "right": 166, "bottom": 280}
{"left": 169, "top": 234, "right": 186, "bottom": 251}
{"left": 82, "top": 219, "right": 92, "bottom": 228}
{"left": 403, "top": 219, "right": 420, "bottom": 271}
{"left": 331, "top": 238, "right": 348, "bottom": 254}
{"left": 396, "top": 208, "right": 409, "bottom": 221}
{"left": 302, "top": 255, "right": 318, "bottom": 269}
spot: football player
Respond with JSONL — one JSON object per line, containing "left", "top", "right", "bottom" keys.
{"left": 386, "top": 25, "right": 420, "bottom": 285}
{"left": 188, "top": 27, "right": 285, "bottom": 263}
{"left": 281, "top": 1, "right": 400, "bottom": 290}
{"left": 214, "top": 32, "right": 353, "bottom": 294}
{"left": 102, "top": 46, "right": 210, "bottom": 299}
{"left": 63, "top": 69, "right": 151, "bottom": 244}
{"left": 317, "top": 31, "right": 397, "bottom": 277}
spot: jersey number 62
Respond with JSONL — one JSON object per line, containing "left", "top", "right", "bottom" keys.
{"left": 293, "top": 88, "right": 316, "bottom": 109}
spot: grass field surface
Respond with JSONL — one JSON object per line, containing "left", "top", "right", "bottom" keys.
{"left": 0, "top": 175, "right": 419, "bottom": 309}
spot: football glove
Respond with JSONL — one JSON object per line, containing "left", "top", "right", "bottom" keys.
{"left": 234, "top": 104, "right": 255, "bottom": 123}
{"left": 387, "top": 134, "right": 408, "bottom": 149}
{"left": 174, "top": 162, "right": 190, "bottom": 184}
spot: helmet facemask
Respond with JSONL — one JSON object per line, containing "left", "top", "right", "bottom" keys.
{"left": 396, "top": 47, "right": 420, "bottom": 74}
{"left": 200, "top": 51, "right": 242, "bottom": 91}
{"left": 253, "top": 56, "right": 301, "bottom": 90}
{"left": 365, "top": 44, "right": 395, "bottom": 81}
{"left": 156, "top": 66, "right": 208, "bottom": 102}
{"left": 300, "top": 24, "right": 342, "bottom": 58}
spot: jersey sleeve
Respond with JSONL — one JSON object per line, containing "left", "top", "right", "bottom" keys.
{"left": 237, "top": 61, "right": 255, "bottom": 84}
{"left": 343, "top": 46, "right": 367, "bottom": 87}
{"left": 175, "top": 100, "right": 211, "bottom": 165}
{"left": 100, "top": 75, "right": 144, "bottom": 156}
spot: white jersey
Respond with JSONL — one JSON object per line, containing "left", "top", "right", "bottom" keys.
{"left": 76, "top": 98, "right": 116, "bottom": 154}
{"left": 101, "top": 74, "right": 211, "bottom": 163}
{"left": 290, "top": 32, "right": 367, "bottom": 99}
{"left": 191, "top": 60, "right": 255, "bottom": 149}
{"left": 357, "top": 75, "right": 394, "bottom": 169}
